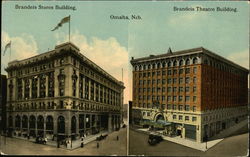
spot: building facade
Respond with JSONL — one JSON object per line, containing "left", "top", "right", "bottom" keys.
{"left": 0, "top": 75, "right": 7, "bottom": 133}
{"left": 130, "top": 47, "right": 248, "bottom": 142}
{"left": 5, "top": 42, "right": 124, "bottom": 143}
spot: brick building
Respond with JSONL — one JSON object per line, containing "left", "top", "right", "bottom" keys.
{"left": 5, "top": 42, "right": 124, "bottom": 144}
{"left": 130, "top": 47, "right": 248, "bottom": 142}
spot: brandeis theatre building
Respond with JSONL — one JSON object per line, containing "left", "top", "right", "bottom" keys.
{"left": 130, "top": 47, "right": 248, "bottom": 142}
{"left": 5, "top": 42, "right": 124, "bottom": 142}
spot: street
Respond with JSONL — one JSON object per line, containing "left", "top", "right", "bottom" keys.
{"left": 129, "top": 126, "right": 249, "bottom": 156}
{"left": 0, "top": 127, "right": 127, "bottom": 156}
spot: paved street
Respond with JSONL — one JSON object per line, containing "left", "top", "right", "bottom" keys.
{"left": 0, "top": 127, "right": 127, "bottom": 156}
{"left": 129, "top": 126, "right": 249, "bottom": 156}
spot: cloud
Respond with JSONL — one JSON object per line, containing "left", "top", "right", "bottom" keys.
{"left": 1, "top": 31, "right": 38, "bottom": 74}
{"left": 227, "top": 49, "right": 249, "bottom": 69}
{"left": 55, "top": 31, "right": 130, "bottom": 103}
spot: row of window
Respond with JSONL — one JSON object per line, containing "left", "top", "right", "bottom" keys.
{"left": 138, "top": 104, "right": 197, "bottom": 112}
{"left": 134, "top": 58, "right": 199, "bottom": 71}
{"left": 173, "top": 115, "right": 197, "bottom": 122}
{"left": 136, "top": 86, "right": 197, "bottom": 93}
{"left": 138, "top": 95, "right": 197, "bottom": 102}
{"left": 136, "top": 77, "right": 197, "bottom": 86}
{"left": 135, "top": 67, "right": 198, "bottom": 77}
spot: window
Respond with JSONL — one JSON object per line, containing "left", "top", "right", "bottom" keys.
{"left": 157, "top": 87, "right": 161, "bottom": 92}
{"left": 193, "top": 67, "right": 197, "bottom": 74}
{"left": 162, "top": 79, "right": 166, "bottom": 84}
{"left": 173, "top": 96, "right": 177, "bottom": 102}
{"left": 185, "top": 68, "right": 190, "bottom": 74}
{"left": 179, "top": 78, "right": 183, "bottom": 84}
{"left": 173, "top": 87, "right": 177, "bottom": 92}
{"left": 179, "top": 115, "right": 183, "bottom": 120}
{"left": 179, "top": 87, "right": 183, "bottom": 92}
{"left": 173, "top": 115, "right": 177, "bottom": 119}
{"left": 173, "top": 104, "right": 177, "bottom": 110}
{"left": 167, "top": 70, "right": 172, "bottom": 75}
{"left": 173, "top": 69, "right": 177, "bottom": 74}
{"left": 193, "top": 96, "right": 197, "bottom": 102}
{"left": 152, "top": 72, "right": 155, "bottom": 76}
{"left": 193, "top": 77, "right": 197, "bottom": 84}
{"left": 147, "top": 96, "right": 151, "bottom": 100}
{"left": 152, "top": 88, "right": 156, "bottom": 93}
{"left": 192, "top": 117, "right": 197, "bottom": 122}
{"left": 179, "top": 96, "right": 183, "bottom": 101}
{"left": 147, "top": 88, "right": 150, "bottom": 92}
{"left": 179, "top": 69, "right": 183, "bottom": 74}
{"left": 143, "top": 73, "right": 146, "bottom": 77}
{"left": 193, "top": 106, "right": 197, "bottom": 112}
{"left": 162, "top": 70, "right": 166, "bottom": 75}
{"left": 162, "top": 96, "right": 165, "bottom": 101}
{"left": 185, "top": 77, "right": 190, "bottom": 84}
{"left": 185, "top": 105, "right": 190, "bottom": 111}
{"left": 157, "top": 71, "right": 161, "bottom": 76}
{"left": 173, "top": 78, "right": 177, "bottom": 84}
{"left": 179, "top": 60, "right": 184, "bottom": 66}
{"left": 185, "top": 96, "right": 190, "bottom": 101}
{"left": 143, "top": 80, "right": 146, "bottom": 85}
{"left": 179, "top": 105, "right": 183, "bottom": 111}
{"left": 148, "top": 72, "right": 151, "bottom": 77}
{"left": 167, "top": 87, "right": 171, "bottom": 92}
{"left": 167, "top": 96, "right": 171, "bottom": 102}
{"left": 157, "top": 79, "right": 161, "bottom": 84}
{"left": 162, "top": 87, "right": 165, "bottom": 92}
{"left": 147, "top": 80, "right": 151, "bottom": 85}
{"left": 185, "top": 87, "right": 190, "bottom": 92}
{"left": 193, "top": 86, "right": 197, "bottom": 92}
{"left": 152, "top": 80, "right": 156, "bottom": 84}
{"left": 167, "top": 104, "right": 171, "bottom": 110}
{"left": 185, "top": 116, "right": 189, "bottom": 121}
{"left": 167, "top": 78, "right": 172, "bottom": 84}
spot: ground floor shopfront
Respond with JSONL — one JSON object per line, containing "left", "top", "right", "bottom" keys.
{"left": 132, "top": 106, "right": 248, "bottom": 143}
{"left": 6, "top": 111, "right": 121, "bottom": 144}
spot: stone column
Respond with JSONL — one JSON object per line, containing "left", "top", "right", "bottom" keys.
{"left": 54, "top": 70, "right": 59, "bottom": 97}
{"left": 45, "top": 75, "right": 49, "bottom": 97}
{"left": 29, "top": 78, "right": 32, "bottom": 99}
{"left": 90, "top": 114, "right": 92, "bottom": 134}
{"left": 82, "top": 76, "right": 85, "bottom": 99}
{"left": 76, "top": 70, "right": 79, "bottom": 98}
{"left": 37, "top": 77, "right": 40, "bottom": 98}
{"left": 53, "top": 116, "right": 57, "bottom": 136}
{"left": 88, "top": 80, "right": 91, "bottom": 100}
{"left": 22, "top": 79, "right": 25, "bottom": 99}
{"left": 98, "top": 85, "right": 101, "bottom": 102}
{"left": 94, "top": 82, "right": 96, "bottom": 101}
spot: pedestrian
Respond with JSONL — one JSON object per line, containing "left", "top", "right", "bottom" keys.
{"left": 97, "top": 142, "right": 99, "bottom": 148}
{"left": 116, "top": 135, "right": 119, "bottom": 141}
{"left": 81, "top": 142, "right": 84, "bottom": 148}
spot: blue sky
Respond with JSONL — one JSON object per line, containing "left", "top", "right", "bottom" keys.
{"left": 2, "top": 1, "right": 249, "bottom": 102}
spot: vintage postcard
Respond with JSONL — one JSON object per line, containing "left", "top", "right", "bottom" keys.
{"left": 0, "top": 0, "right": 249, "bottom": 156}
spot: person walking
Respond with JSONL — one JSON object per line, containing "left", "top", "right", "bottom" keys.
{"left": 116, "top": 135, "right": 119, "bottom": 141}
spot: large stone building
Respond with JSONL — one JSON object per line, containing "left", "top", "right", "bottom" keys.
{"left": 5, "top": 42, "right": 124, "bottom": 143}
{"left": 130, "top": 47, "right": 248, "bottom": 142}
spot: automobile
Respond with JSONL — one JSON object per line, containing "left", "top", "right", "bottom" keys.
{"left": 35, "top": 136, "right": 46, "bottom": 144}
{"left": 148, "top": 134, "right": 163, "bottom": 146}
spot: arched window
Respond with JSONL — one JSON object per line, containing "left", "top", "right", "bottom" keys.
{"left": 152, "top": 64, "right": 156, "bottom": 69}
{"left": 22, "top": 115, "right": 28, "bottom": 128}
{"left": 71, "top": 116, "right": 77, "bottom": 133}
{"left": 37, "top": 115, "right": 44, "bottom": 130}
{"left": 179, "top": 60, "right": 183, "bottom": 66}
{"left": 167, "top": 61, "right": 171, "bottom": 67}
{"left": 46, "top": 116, "right": 53, "bottom": 130}
{"left": 29, "top": 115, "right": 36, "bottom": 129}
{"left": 58, "top": 116, "right": 65, "bottom": 133}
{"left": 157, "top": 63, "right": 161, "bottom": 69}
{"left": 173, "top": 60, "right": 177, "bottom": 66}
{"left": 15, "top": 115, "right": 21, "bottom": 128}
{"left": 143, "top": 65, "right": 146, "bottom": 70}
{"left": 162, "top": 62, "right": 166, "bottom": 68}
{"left": 148, "top": 64, "right": 151, "bottom": 69}
{"left": 193, "top": 58, "right": 198, "bottom": 64}
{"left": 186, "top": 59, "right": 190, "bottom": 65}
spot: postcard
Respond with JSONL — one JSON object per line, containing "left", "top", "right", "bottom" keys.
{"left": 1, "top": 0, "right": 249, "bottom": 156}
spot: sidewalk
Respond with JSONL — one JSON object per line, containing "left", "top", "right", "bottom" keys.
{"left": 11, "top": 130, "right": 109, "bottom": 150}
{"left": 135, "top": 119, "right": 248, "bottom": 152}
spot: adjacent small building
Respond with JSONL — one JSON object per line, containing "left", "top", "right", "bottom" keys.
{"left": 5, "top": 42, "right": 125, "bottom": 144}
{"left": 130, "top": 47, "right": 248, "bottom": 142}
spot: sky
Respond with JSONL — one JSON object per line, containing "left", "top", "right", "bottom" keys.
{"left": 2, "top": 1, "right": 249, "bottom": 104}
